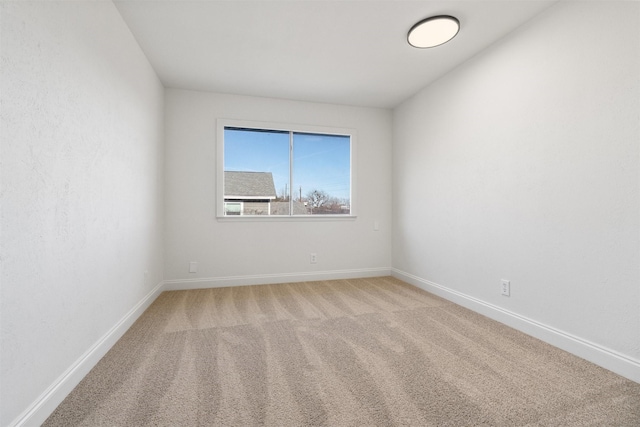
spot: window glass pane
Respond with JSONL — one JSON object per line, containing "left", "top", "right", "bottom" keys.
{"left": 292, "top": 133, "right": 351, "bottom": 215}
{"left": 224, "top": 202, "right": 242, "bottom": 215}
{"left": 221, "top": 125, "right": 352, "bottom": 217}
{"left": 223, "top": 128, "right": 290, "bottom": 215}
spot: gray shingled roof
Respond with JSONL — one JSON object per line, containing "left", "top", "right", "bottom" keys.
{"left": 224, "top": 171, "right": 276, "bottom": 199}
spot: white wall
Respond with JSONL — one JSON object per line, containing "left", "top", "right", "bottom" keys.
{"left": 1, "top": 2, "right": 164, "bottom": 425}
{"left": 393, "top": 1, "right": 640, "bottom": 380}
{"left": 164, "top": 90, "right": 392, "bottom": 288}
{"left": 2, "top": 2, "right": 637, "bottom": 424}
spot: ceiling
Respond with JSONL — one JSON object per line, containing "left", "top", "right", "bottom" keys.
{"left": 114, "top": 0, "right": 557, "bottom": 109}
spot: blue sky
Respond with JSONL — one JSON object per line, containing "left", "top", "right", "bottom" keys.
{"left": 224, "top": 128, "right": 351, "bottom": 201}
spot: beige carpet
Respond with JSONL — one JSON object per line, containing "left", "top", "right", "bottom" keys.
{"left": 44, "top": 277, "right": 640, "bottom": 426}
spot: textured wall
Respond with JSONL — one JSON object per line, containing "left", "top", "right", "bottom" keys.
{"left": 164, "top": 90, "right": 392, "bottom": 284}
{"left": 393, "top": 1, "right": 639, "bottom": 363}
{"left": 1, "top": 2, "right": 164, "bottom": 425}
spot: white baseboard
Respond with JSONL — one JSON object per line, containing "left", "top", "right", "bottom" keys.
{"left": 10, "top": 281, "right": 165, "bottom": 427}
{"left": 18, "top": 267, "right": 635, "bottom": 427}
{"left": 392, "top": 268, "right": 640, "bottom": 384}
{"left": 163, "top": 267, "right": 392, "bottom": 291}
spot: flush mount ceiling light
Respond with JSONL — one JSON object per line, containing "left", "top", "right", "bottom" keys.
{"left": 407, "top": 15, "right": 460, "bottom": 48}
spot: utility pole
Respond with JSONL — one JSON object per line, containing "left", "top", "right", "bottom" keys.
{"left": 299, "top": 186, "right": 302, "bottom": 201}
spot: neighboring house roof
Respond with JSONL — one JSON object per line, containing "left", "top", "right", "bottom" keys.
{"left": 270, "top": 201, "right": 308, "bottom": 215}
{"left": 224, "top": 171, "right": 276, "bottom": 199}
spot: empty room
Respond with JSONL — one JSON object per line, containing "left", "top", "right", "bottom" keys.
{"left": 2, "top": 0, "right": 639, "bottom": 425}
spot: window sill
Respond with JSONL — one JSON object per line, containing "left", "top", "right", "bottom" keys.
{"left": 216, "top": 215, "right": 357, "bottom": 222}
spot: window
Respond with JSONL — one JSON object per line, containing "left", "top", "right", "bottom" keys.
{"left": 224, "top": 202, "right": 242, "bottom": 215}
{"left": 217, "top": 120, "right": 355, "bottom": 218}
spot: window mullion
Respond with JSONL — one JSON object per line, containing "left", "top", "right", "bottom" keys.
{"left": 289, "top": 131, "right": 294, "bottom": 216}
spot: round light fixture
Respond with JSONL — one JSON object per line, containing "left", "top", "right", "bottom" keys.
{"left": 407, "top": 15, "right": 460, "bottom": 48}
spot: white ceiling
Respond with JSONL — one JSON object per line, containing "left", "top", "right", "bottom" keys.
{"left": 114, "top": 0, "right": 557, "bottom": 109}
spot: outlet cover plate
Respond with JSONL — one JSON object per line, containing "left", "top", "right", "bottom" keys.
{"left": 501, "top": 279, "right": 510, "bottom": 296}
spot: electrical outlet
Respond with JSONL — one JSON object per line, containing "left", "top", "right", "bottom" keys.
{"left": 501, "top": 279, "right": 510, "bottom": 297}
{"left": 189, "top": 261, "right": 198, "bottom": 273}
{"left": 310, "top": 253, "right": 317, "bottom": 264}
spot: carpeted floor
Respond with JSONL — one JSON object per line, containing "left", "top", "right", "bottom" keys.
{"left": 44, "top": 276, "right": 640, "bottom": 426}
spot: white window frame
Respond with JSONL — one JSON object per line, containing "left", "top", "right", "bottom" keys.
{"left": 216, "top": 119, "right": 357, "bottom": 220}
